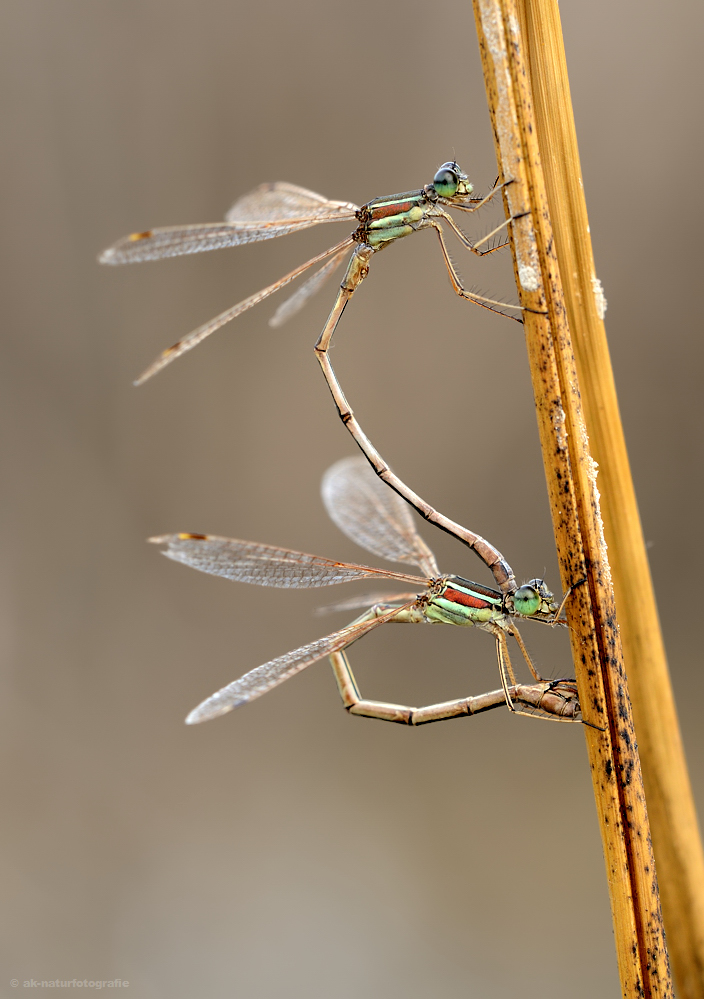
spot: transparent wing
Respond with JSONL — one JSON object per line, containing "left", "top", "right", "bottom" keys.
{"left": 315, "top": 590, "right": 420, "bottom": 615}
{"left": 186, "top": 605, "right": 409, "bottom": 724}
{"left": 268, "top": 246, "right": 349, "bottom": 328}
{"left": 134, "top": 236, "right": 355, "bottom": 384}
{"left": 322, "top": 457, "right": 440, "bottom": 578}
{"left": 100, "top": 183, "right": 357, "bottom": 266}
{"left": 225, "top": 181, "right": 359, "bottom": 224}
{"left": 99, "top": 211, "right": 357, "bottom": 266}
{"left": 149, "top": 533, "right": 426, "bottom": 588}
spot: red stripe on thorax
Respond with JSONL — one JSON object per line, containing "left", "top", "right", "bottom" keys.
{"left": 443, "top": 587, "right": 492, "bottom": 610}
{"left": 368, "top": 200, "right": 416, "bottom": 221}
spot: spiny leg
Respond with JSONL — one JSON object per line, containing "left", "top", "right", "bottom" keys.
{"left": 437, "top": 208, "right": 514, "bottom": 257}
{"left": 494, "top": 625, "right": 573, "bottom": 721}
{"left": 508, "top": 623, "right": 544, "bottom": 682}
{"left": 549, "top": 577, "right": 587, "bottom": 624}
{"left": 524, "top": 581, "right": 585, "bottom": 631}
{"left": 449, "top": 178, "right": 514, "bottom": 216}
{"left": 470, "top": 217, "right": 521, "bottom": 255}
{"left": 502, "top": 624, "right": 602, "bottom": 724}
{"left": 444, "top": 179, "right": 525, "bottom": 255}
{"left": 428, "top": 220, "right": 524, "bottom": 322}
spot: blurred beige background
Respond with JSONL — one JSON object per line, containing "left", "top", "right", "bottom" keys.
{"left": 1, "top": 1, "right": 702, "bottom": 996}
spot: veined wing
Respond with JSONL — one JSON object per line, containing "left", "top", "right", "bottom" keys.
{"left": 316, "top": 590, "right": 420, "bottom": 615}
{"left": 322, "top": 457, "right": 440, "bottom": 578}
{"left": 99, "top": 211, "right": 357, "bottom": 266}
{"left": 134, "top": 236, "right": 355, "bottom": 384}
{"left": 269, "top": 245, "right": 349, "bottom": 328}
{"left": 225, "top": 180, "right": 359, "bottom": 224}
{"left": 186, "top": 604, "right": 411, "bottom": 724}
{"left": 149, "top": 533, "right": 427, "bottom": 588}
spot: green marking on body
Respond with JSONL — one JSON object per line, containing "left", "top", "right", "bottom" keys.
{"left": 367, "top": 225, "right": 414, "bottom": 248}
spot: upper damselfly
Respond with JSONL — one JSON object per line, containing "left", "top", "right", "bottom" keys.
{"left": 151, "top": 457, "right": 586, "bottom": 728}
{"left": 99, "top": 161, "right": 523, "bottom": 385}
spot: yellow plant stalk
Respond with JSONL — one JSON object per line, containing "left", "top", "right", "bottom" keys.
{"left": 516, "top": 3, "right": 704, "bottom": 996}
{"left": 472, "top": 0, "right": 674, "bottom": 994}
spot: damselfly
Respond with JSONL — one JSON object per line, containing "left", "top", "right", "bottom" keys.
{"left": 99, "top": 162, "right": 523, "bottom": 386}
{"left": 151, "top": 457, "right": 583, "bottom": 727}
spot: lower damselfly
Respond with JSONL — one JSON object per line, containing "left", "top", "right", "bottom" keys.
{"left": 151, "top": 457, "right": 586, "bottom": 728}
{"left": 99, "top": 161, "right": 525, "bottom": 385}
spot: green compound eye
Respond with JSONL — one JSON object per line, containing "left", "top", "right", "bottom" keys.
{"left": 513, "top": 584, "right": 541, "bottom": 617}
{"left": 433, "top": 164, "right": 460, "bottom": 198}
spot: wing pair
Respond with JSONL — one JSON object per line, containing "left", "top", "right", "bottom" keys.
{"left": 99, "top": 182, "right": 359, "bottom": 383}
{"left": 151, "top": 457, "right": 440, "bottom": 722}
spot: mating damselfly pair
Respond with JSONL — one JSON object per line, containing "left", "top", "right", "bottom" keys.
{"left": 101, "top": 163, "right": 586, "bottom": 728}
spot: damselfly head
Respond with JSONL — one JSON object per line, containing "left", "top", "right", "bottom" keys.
{"left": 512, "top": 578, "right": 557, "bottom": 618}
{"left": 432, "top": 161, "right": 473, "bottom": 199}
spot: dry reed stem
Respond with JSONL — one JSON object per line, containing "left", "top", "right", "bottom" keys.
{"left": 516, "top": 3, "right": 704, "bottom": 995}
{"left": 471, "top": 0, "right": 673, "bottom": 995}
